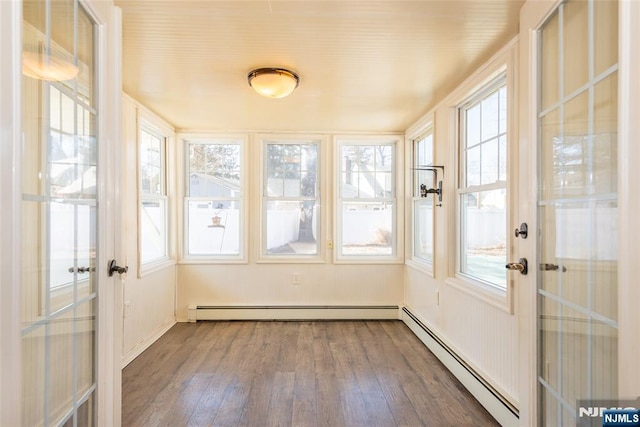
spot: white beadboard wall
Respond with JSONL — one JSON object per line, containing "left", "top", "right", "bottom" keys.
{"left": 121, "top": 95, "right": 177, "bottom": 366}
{"left": 403, "top": 39, "right": 520, "bottom": 407}
{"left": 176, "top": 264, "right": 403, "bottom": 321}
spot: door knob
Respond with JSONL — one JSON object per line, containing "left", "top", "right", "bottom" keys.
{"left": 108, "top": 259, "right": 128, "bottom": 277}
{"left": 514, "top": 223, "right": 528, "bottom": 239}
{"left": 68, "top": 266, "right": 94, "bottom": 273}
{"left": 505, "top": 257, "right": 528, "bottom": 275}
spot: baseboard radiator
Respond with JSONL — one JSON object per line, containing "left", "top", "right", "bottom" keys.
{"left": 187, "top": 305, "right": 400, "bottom": 322}
{"left": 401, "top": 307, "right": 519, "bottom": 427}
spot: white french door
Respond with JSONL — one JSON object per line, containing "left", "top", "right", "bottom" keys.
{"left": 17, "top": 0, "right": 122, "bottom": 425}
{"left": 536, "top": 0, "right": 619, "bottom": 424}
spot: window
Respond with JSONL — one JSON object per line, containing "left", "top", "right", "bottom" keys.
{"left": 263, "top": 140, "right": 319, "bottom": 256}
{"left": 185, "top": 139, "right": 243, "bottom": 258}
{"left": 458, "top": 76, "right": 507, "bottom": 290}
{"left": 412, "top": 130, "right": 434, "bottom": 265}
{"left": 338, "top": 140, "right": 397, "bottom": 258}
{"left": 139, "top": 125, "right": 168, "bottom": 265}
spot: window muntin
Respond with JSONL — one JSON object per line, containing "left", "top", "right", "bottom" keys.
{"left": 263, "top": 141, "right": 319, "bottom": 256}
{"left": 458, "top": 78, "right": 507, "bottom": 290}
{"left": 186, "top": 140, "right": 243, "bottom": 257}
{"left": 412, "top": 131, "right": 434, "bottom": 264}
{"left": 338, "top": 141, "right": 396, "bottom": 257}
{"left": 139, "top": 125, "right": 168, "bottom": 265}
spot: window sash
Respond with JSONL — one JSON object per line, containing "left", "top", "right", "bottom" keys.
{"left": 337, "top": 141, "right": 397, "bottom": 258}
{"left": 139, "top": 125, "right": 168, "bottom": 267}
{"left": 184, "top": 140, "right": 244, "bottom": 259}
{"left": 262, "top": 141, "right": 320, "bottom": 257}
{"left": 457, "top": 77, "right": 508, "bottom": 290}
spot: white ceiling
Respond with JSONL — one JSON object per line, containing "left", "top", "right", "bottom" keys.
{"left": 116, "top": 0, "right": 523, "bottom": 133}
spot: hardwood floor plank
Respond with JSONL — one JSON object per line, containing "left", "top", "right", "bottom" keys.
{"left": 122, "top": 320, "right": 500, "bottom": 427}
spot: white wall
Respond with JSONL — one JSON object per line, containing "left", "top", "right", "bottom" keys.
{"left": 121, "top": 95, "right": 176, "bottom": 366}
{"left": 403, "top": 40, "right": 520, "bottom": 408}
{"left": 177, "top": 263, "right": 403, "bottom": 320}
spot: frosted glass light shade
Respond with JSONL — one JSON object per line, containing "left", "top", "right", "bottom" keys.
{"left": 22, "top": 51, "right": 79, "bottom": 82}
{"left": 248, "top": 68, "right": 299, "bottom": 98}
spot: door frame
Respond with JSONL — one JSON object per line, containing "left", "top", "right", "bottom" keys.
{"left": 0, "top": 1, "right": 123, "bottom": 425}
{"left": 518, "top": 0, "right": 640, "bottom": 425}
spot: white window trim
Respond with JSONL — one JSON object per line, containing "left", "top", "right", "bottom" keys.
{"left": 406, "top": 122, "right": 436, "bottom": 277}
{"left": 257, "top": 134, "right": 327, "bottom": 263}
{"left": 334, "top": 135, "right": 404, "bottom": 264}
{"left": 444, "top": 40, "right": 518, "bottom": 314}
{"left": 180, "top": 134, "right": 248, "bottom": 263}
{"left": 137, "top": 113, "right": 174, "bottom": 276}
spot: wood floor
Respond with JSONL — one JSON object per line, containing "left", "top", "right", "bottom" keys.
{"left": 122, "top": 321, "right": 499, "bottom": 427}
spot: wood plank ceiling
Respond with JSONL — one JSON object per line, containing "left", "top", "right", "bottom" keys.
{"left": 116, "top": 0, "right": 523, "bottom": 132}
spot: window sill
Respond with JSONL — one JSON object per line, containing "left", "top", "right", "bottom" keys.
{"left": 256, "top": 255, "right": 326, "bottom": 264}
{"left": 139, "top": 257, "right": 176, "bottom": 278}
{"left": 405, "top": 259, "right": 434, "bottom": 277}
{"left": 333, "top": 256, "right": 404, "bottom": 265}
{"left": 444, "top": 275, "right": 513, "bottom": 314}
{"left": 179, "top": 256, "right": 248, "bottom": 265}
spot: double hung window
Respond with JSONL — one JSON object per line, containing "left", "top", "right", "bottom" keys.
{"left": 139, "top": 124, "right": 168, "bottom": 265}
{"left": 263, "top": 140, "right": 320, "bottom": 256}
{"left": 337, "top": 140, "right": 397, "bottom": 258}
{"left": 412, "top": 130, "right": 434, "bottom": 265}
{"left": 185, "top": 139, "right": 244, "bottom": 258}
{"left": 458, "top": 76, "right": 508, "bottom": 290}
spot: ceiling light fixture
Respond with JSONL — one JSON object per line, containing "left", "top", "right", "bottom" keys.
{"left": 247, "top": 67, "right": 299, "bottom": 98}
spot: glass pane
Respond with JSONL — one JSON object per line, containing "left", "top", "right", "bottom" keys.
{"left": 22, "top": 200, "right": 44, "bottom": 324}
{"left": 466, "top": 145, "right": 480, "bottom": 186}
{"left": 141, "top": 199, "right": 167, "bottom": 263}
{"left": 498, "top": 86, "right": 507, "bottom": 134}
{"left": 50, "top": 201, "right": 76, "bottom": 312}
{"left": 539, "top": 297, "right": 560, "bottom": 390}
{"left": 594, "top": 0, "right": 618, "bottom": 76}
{"left": 481, "top": 90, "right": 499, "bottom": 141}
{"left": 499, "top": 135, "right": 507, "bottom": 181}
{"left": 76, "top": 204, "right": 96, "bottom": 301}
{"left": 460, "top": 190, "right": 506, "bottom": 288}
{"left": 187, "top": 200, "right": 241, "bottom": 256}
{"left": 22, "top": 326, "right": 46, "bottom": 427}
{"left": 481, "top": 138, "right": 498, "bottom": 185}
{"left": 540, "top": 108, "right": 560, "bottom": 200}
{"left": 189, "top": 143, "right": 241, "bottom": 197}
{"left": 593, "top": 73, "right": 618, "bottom": 195}
{"left": 77, "top": 6, "right": 95, "bottom": 106}
{"left": 563, "top": 0, "right": 589, "bottom": 96}
{"left": 466, "top": 104, "right": 480, "bottom": 147}
{"left": 341, "top": 201, "right": 394, "bottom": 256}
{"left": 283, "top": 170, "right": 301, "bottom": 197}
{"left": 76, "top": 395, "right": 94, "bottom": 427}
{"left": 540, "top": 10, "right": 559, "bottom": 110}
{"left": 560, "top": 306, "right": 589, "bottom": 405}
{"left": 49, "top": 309, "right": 75, "bottom": 423}
{"left": 413, "top": 199, "right": 433, "bottom": 263}
{"left": 266, "top": 201, "right": 318, "bottom": 255}
{"left": 591, "top": 322, "right": 618, "bottom": 399}
{"left": 77, "top": 300, "right": 96, "bottom": 396}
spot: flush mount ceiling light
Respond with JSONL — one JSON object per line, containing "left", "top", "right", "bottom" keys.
{"left": 247, "top": 67, "right": 299, "bottom": 98}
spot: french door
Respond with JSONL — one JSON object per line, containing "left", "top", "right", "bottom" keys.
{"left": 536, "top": 0, "right": 618, "bottom": 425}
{"left": 19, "top": 0, "right": 122, "bottom": 425}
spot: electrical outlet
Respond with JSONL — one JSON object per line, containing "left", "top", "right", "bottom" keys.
{"left": 292, "top": 273, "right": 300, "bottom": 285}
{"left": 327, "top": 240, "right": 334, "bottom": 249}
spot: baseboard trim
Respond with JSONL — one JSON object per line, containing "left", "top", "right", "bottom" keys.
{"left": 187, "top": 305, "right": 400, "bottom": 322}
{"left": 121, "top": 320, "right": 177, "bottom": 368}
{"left": 401, "top": 307, "right": 519, "bottom": 427}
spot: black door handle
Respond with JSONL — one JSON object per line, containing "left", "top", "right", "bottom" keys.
{"left": 108, "top": 259, "right": 128, "bottom": 277}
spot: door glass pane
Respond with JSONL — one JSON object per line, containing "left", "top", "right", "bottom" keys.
{"left": 563, "top": 0, "right": 588, "bottom": 96}
{"left": 540, "top": 11, "right": 559, "bottom": 111}
{"left": 594, "top": 0, "right": 618, "bottom": 76}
